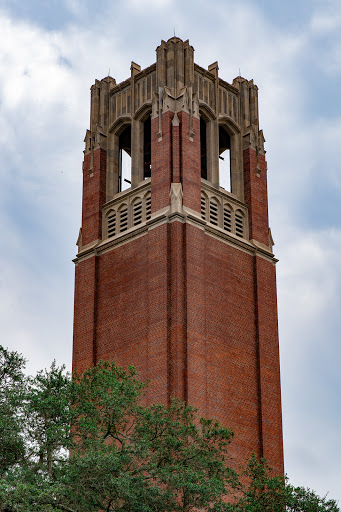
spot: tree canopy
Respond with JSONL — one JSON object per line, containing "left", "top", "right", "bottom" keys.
{"left": 0, "top": 345, "right": 339, "bottom": 512}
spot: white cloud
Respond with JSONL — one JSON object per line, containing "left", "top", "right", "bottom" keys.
{"left": 278, "top": 227, "right": 341, "bottom": 500}
{"left": 310, "top": 11, "right": 341, "bottom": 34}
{"left": 126, "top": 0, "right": 173, "bottom": 9}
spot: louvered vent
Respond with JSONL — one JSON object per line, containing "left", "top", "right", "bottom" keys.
{"left": 209, "top": 199, "right": 219, "bottom": 226}
{"left": 107, "top": 211, "right": 116, "bottom": 238}
{"left": 223, "top": 205, "right": 232, "bottom": 232}
{"left": 145, "top": 194, "right": 151, "bottom": 220}
{"left": 201, "top": 194, "right": 206, "bottom": 221}
{"left": 119, "top": 205, "right": 128, "bottom": 232}
{"left": 235, "top": 211, "right": 244, "bottom": 237}
{"left": 133, "top": 200, "right": 143, "bottom": 226}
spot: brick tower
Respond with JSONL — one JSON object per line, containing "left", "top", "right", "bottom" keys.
{"left": 73, "top": 37, "right": 284, "bottom": 474}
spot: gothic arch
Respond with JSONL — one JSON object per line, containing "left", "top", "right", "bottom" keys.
{"left": 218, "top": 116, "right": 243, "bottom": 199}
{"left": 107, "top": 119, "right": 132, "bottom": 197}
{"left": 199, "top": 105, "right": 218, "bottom": 185}
{"left": 131, "top": 105, "right": 152, "bottom": 186}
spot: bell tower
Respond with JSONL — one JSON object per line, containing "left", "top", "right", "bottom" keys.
{"left": 73, "top": 37, "right": 284, "bottom": 474}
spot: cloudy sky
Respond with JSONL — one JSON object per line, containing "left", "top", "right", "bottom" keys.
{"left": 1, "top": 0, "right": 340, "bottom": 502}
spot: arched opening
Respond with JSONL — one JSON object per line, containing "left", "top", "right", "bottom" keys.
{"left": 235, "top": 209, "right": 244, "bottom": 238}
{"left": 144, "top": 191, "right": 151, "bottom": 220}
{"left": 209, "top": 197, "right": 220, "bottom": 226}
{"left": 201, "top": 192, "right": 208, "bottom": 221}
{"left": 118, "top": 126, "right": 131, "bottom": 192}
{"left": 143, "top": 116, "right": 151, "bottom": 179}
{"left": 106, "top": 210, "right": 116, "bottom": 239}
{"left": 118, "top": 204, "right": 128, "bottom": 232}
{"left": 200, "top": 117, "right": 207, "bottom": 179}
{"left": 219, "top": 126, "right": 231, "bottom": 192}
{"left": 132, "top": 198, "right": 143, "bottom": 226}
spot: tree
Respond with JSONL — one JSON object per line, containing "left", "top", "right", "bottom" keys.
{"left": 229, "top": 454, "right": 339, "bottom": 512}
{"left": 0, "top": 360, "right": 73, "bottom": 512}
{"left": 0, "top": 345, "right": 339, "bottom": 512}
{"left": 0, "top": 346, "right": 26, "bottom": 475}
{"left": 0, "top": 354, "right": 237, "bottom": 512}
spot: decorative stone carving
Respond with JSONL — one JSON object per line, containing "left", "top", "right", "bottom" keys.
{"left": 169, "top": 183, "right": 183, "bottom": 214}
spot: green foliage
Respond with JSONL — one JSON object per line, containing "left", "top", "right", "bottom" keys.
{"left": 0, "top": 346, "right": 339, "bottom": 512}
{"left": 285, "top": 483, "right": 340, "bottom": 512}
{"left": 67, "top": 361, "right": 237, "bottom": 511}
{"left": 228, "top": 454, "right": 339, "bottom": 512}
{"left": 0, "top": 355, "right": 236, "bottom": 512}
{"left": 0, "top": 346, "right": 26, "bottom": 475}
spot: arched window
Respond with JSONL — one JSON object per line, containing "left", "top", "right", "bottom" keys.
{"left": 235, "top": 209, "right": 244, "bottom": 238}
{"left": 144, "top": 192, "right": 151, "bottom": 220}
{"left": 118, "top": 204, "right": 128, "bottom": 232}
{"left": 132, "top": 198, "right": 143, "bottom": 226}
{"left": 201, "top": 192, "right": 208, "bottom": 221}
{"left": 200, "top": 117, "right": 207, "bottom": 179}
{"left": 219, "top": 126, "right": 231, "bottom": 192}
{"left": 118, "top": 126, "right": 131, "bottom": 192}
{"left": 209, "top": 197, "right": 219, "bottom": 226}
{"left": 143, "top": 116, "right": 151, "bottom": 179}
{"left": 107, "top": 210, "right": 116, "bottom": 238}
{"left": 223, "top": 203, "right": 232, "bottom": 232}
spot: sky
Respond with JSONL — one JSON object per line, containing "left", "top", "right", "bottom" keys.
{"left": 0, "top": 0, "right": 340, "bottom": 503}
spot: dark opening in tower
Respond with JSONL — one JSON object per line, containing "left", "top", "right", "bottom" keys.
{"left": 144, "top": 116, "right": 151, "bottom": 179}
{"left": 219, "top": 126, "right": 231, "bottom": 192}
{"left": 118, "top": 125, "right": 131, "bottom": 192}
{"left": 200, "top": 117, "right": 207, "bottom": 180}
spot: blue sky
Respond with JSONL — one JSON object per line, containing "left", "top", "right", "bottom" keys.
{"left": 0, "top": 0, "right": 340, "bottom": 502}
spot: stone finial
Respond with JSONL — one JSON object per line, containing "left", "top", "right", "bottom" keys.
{"left": 208, "top": 61, "right": 219, "bottom": 79}
{"left": 131, "top": 61, "right": 141, "bottom": 77}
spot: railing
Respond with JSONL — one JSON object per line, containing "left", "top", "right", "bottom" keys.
{"left": 201, "top": 179, "right": 249, "bottom": 239}
{"left": 102, "top": 179, "right": 151, "bottom": 240}
{"left": 102, "top": 178, "right": 248, "bottom": 242}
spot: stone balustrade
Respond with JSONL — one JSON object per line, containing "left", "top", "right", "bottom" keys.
{"left": 102, "top": 179, "right": 151, "bottom": 240}
{"left": 201, "top": 178, "right": 249, "bottom": 239}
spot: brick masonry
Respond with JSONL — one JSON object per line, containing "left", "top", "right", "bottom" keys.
{"left": 73, "top": 37, "right": 284, "bottom": 476}
{"left": 73, "top": 218, "right": 284, "bottom": 474}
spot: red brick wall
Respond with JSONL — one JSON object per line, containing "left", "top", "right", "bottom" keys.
{"left": 81, "top": 148, "right": 107, "bottom": 246}
{"left": 72, "top": 256, "right": 97, "bottom": 373}
{"left": 168, "top": 220, "right": 187, "bottom": 402}
{"left": 187, "top": 226, "right": 262, "bottom": 467}
{"left": 199, "top": 232, "right": 282, "bottom": 474}
{"left": 243, "top": 148, "right": 269, "bottom": 246}
{"left": 92, "top": 226, "right": 170, "bottom": 406}
{"left": 255, "top": 255, "right": 284, "bottom": 474}
{"left": 151, "top": 111, "right": 201, "bottom": 214}
{"left": 178, "top": 112, "right": 201, "bottom": 213}
{"left": 151, "top": 112, "right": 173, "bottom": 213}
{"left": 73, "top": 222, "right": 283, "bottom": 473}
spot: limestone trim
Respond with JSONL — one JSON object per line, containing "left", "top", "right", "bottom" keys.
{"left": 169, "top": 182, "right": 183, "bottom": 214}
{"left": 102, "top": 178, "right": 151, "bottom": 239}
{"left": 74, "top": 179, "right": 275, "bottom": 264}
{"left": 218, "top": 76, "right": 240, "bottom": 96}
{"left": 201, "top": 178, "right": 249, "bottom": 238}
{"left": 134, "top": 103, "right": 152, "bottom": 121}
{"left": 109, "top": 77, "right": 131, "bottom": 96}
{"left": 74, "top": 204, "right": 275, "bottom": 264}
{"left": 133, "top": 62, "right": 156, "bottom": 82}
{"left": 218, "top": 115, "right": 241, "bottom": 134}
{"left": 109, "top": 115, "right": 131, "bottom": 134}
